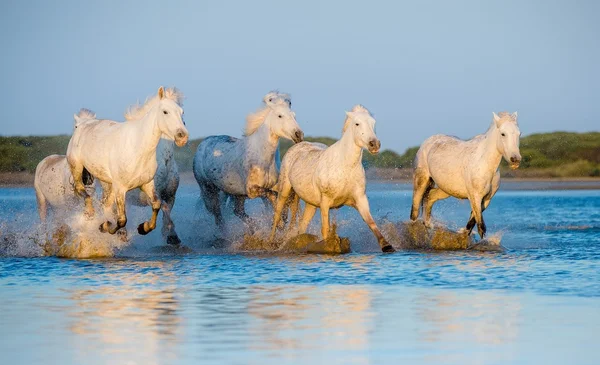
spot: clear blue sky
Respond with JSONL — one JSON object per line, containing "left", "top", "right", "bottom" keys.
{"left": 1, "top": 0, "right": 598, "bottom": 153}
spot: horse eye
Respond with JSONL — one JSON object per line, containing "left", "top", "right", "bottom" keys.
{"left": 501, "top": 133, "right": 506, "bottom": 137}
{"left": 163, "top": 110, "right": 168, "bottom": 115}
{"left": 355, "top": 123, "right": 359, "bottom": 126}
{"left": 278, "top": 115, "right": 282, "bottom": 118}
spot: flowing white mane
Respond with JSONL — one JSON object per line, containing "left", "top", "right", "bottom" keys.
{"left": 495, "top": 111, "right": 518, "bottom": 124}
{"left": 244, "top": 91, "right": 292, "bottom": 136}
{"left": 124, "top": 87, "right": 184, "bottom": 121}
{"left": 77, "top": 108, "right": 96, "bottom": 120}
{"left": 343, "top": 104, "right": 372, "bottom": 133}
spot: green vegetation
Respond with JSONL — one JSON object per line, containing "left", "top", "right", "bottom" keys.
{"left": 1, "top": 132, "right": 599, "bottom": 178}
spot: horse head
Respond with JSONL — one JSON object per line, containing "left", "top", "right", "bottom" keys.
{"left": 260, "top": 91, "right": 303, "bottom": 143}
{"left": 155, "top": 86, "right": 189, "bottom": 147}
{"left": 344, "top": 105, "right": 381, "bottom": 154}
{"left": 493, "top": 111, "right": 521, "bottom": 169}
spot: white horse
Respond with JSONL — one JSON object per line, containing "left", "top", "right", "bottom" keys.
{"left": 193, "top": 91, "right": 303, "bottom": 228}
{"left": 410, "top": 111, "right": 521, "bottom": 238}
{"left": 117, "top": 93, "right": 184, "bottom": 245}
{"left": 269, "top": 105, "right": 395, "bottom": 253}
{"left": 67, "top": 86, "right": 188, "bottom": 236}
{"left": 34, "top": 110, "right": 98, "bottom": 222}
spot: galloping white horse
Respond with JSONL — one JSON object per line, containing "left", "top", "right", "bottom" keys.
{"left": 193, "top": 91, "right": 303, "bottom": 228}
{"left": 410, "top": 111, "right": 521, "bottom": 238}
{"left": 34, "top": 110, "right": 98, "bottom": 222}
{"left": 269, "top": 105, "right": 395, "bottom": 253}
{"left": 119, "top": 92, "right": 184, "bottom": 245}
{"left": 67, "top": 86, "right": 188, "bottom": 237}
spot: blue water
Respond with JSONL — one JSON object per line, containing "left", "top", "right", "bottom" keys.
{"left": 1, "top": 182, "right": 600, "bottom": 364}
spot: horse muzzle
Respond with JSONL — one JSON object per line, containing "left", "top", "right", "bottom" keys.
{"left": 509, "top": 156, "right": 521, "bottom": 170}
{"left": 368, "top": 139, "right": 381, "bottom": 154}
{"left": 292, "top": 130, "right": 304, "bottom": 144}
{"left": 175, "top": 130, "right": 189, "bottom": 147}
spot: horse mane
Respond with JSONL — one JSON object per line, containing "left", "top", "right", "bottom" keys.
{"left": 124, "top": 87, "right": 184, "bottom": 121}
{"left": 77, "top": 108, "right": 96, "bottom": 120}
{"left": 244, "top": 91, "right": 292, "bottom": 136}
{"left": 342, "top": 104, "right": 372, "bottom": 133}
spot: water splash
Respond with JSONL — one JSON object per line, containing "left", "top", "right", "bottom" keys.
{"left": 381, "top": 219, "right": 505, "bottom": 252}
{"left": 0, "top": 213, "right": 130, "bottom": 258}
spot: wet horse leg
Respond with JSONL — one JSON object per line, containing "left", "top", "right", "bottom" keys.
{"left": 232, "top": 196, "right": 255, "bottom": 232}
{"left": 466, "top": 173, "right": 500, "bottom": 235}
{"left": 467, "top": 193, "right": 486, "bottom": 239}
{"left": 269, "top": 179, "right": 293, "bottom": 241}
{"left": 161, "top": 198, "right": 180, "bottom": 245}
{"left": 423, "top": 188, "right": 450, "bottom": 227}
{"left": 199, "top": 182, "right": 224, "bottom": 228}
{"left": 70, "top": 162, "right": 95, "bottom": 219}
{"left": 355, "top": 194, "right": 395, "bottom": 253}
{"left": 411, "top": 170, "right": 433, "bottom": 221}
{"left": 298, "top": 204, "right": 317, "bottom": 235}
{"left": 137, "top": 181, "right": 161, "bottom": 235}
{"left": 319, "top": 198, "right": 332, "bottom": 240}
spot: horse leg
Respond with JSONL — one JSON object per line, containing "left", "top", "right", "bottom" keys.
{"left": 99, "top": 186, "right": 127, "bottom": 235}
{"left": 410, "top": 169, "right": 432, "bottom": 221}
{"left": 298, "top": 204, "right": 317, "bottom": 235}
{"left": 468, "top": 194, "right": 486, "bottom": 239}
{"left": 161, "top": 197, "right": 180, "bottom": 245}
{"left": 355, "top": 194, "right": 395, "bottom": 252}
{"left": 200, "top": 182, "right": 223, "bottom": 228}
{"left": 233, "top": 196, "right": 255, "bottom": 232}
{"left": 99, "top": 183, "right": 116, "bottom": 233}
{"left": 269, "top": 180, "right": 292, "bottom": 241}
{"left": 69, "top": 161, "right": 94, "bottom": 219}
{"left": 138, "top": 181, "right": 161, "bottom": 235}
{"left": 466, "top": 173, "right": 500, "bottom": 234}
{"left": 288, "top": 192, "right": 300, "bottom": 230}
{"left": 319, "top": 199, "right": 332, "bottom": 240}
{"left": 423, "top": 188, "right": 450, "bottom": 227}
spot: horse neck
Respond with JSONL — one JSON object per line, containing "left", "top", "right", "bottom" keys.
{"left": 479, "top": 123, "right": 503, "bottom": 168}
{"left": 127, "top": 108, "right": 163, "bottom": 160}
{"left": 244, "top": 122, "right": 279, "bottom": 166}
{"left": 328, "top": 130, "right": 363, "bottom": 168}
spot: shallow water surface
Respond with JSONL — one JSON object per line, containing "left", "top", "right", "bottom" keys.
{"left": 1, "top": 183, "right": 599, "bottom": 364}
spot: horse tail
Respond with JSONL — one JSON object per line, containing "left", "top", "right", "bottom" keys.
{"left": 73, "top": 108, "right": 96, "bottom": 127}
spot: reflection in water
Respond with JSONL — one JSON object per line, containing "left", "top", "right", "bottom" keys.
{"left": 246, "top": 286, "right": 373, "bottom": 358}
{"left": 414, "top": 291, "right": 521, "bottom": 346}
{"left": 61, "top": 260, "right": 182, "bottom": 365}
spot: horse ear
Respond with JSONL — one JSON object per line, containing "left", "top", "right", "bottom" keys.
{"left": 512, "top": 111, "right": 518, "bottom": 120}
{"left": 158, "top": 86, "right": 165, "bottom": 100}
{"left": 493, "top": 112, "right": 501, "bottom": 127}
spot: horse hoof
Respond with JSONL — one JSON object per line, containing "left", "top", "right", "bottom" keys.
{"left": 167, "top": 235, "right": 181, "bottom": 246}
{"left": 382, "top": 245, "right": 396, "bottom": 253}
{"left": 99, "top": 223, "right": 107, "bottom": 233}
{"left": 137, "top": 223, "right": 149, "bottom": 235}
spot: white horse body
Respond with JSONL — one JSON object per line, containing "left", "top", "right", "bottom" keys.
{"left": 193, "top": 91, "right": 303, "bottom": 228}
{"left": 270, "top": 105, "right": 395, "bottom": 253}
{"left": 34, "top": 154, "right": 95, "bottom": 222}
{"left": 411, "top": 112, "right": 521, "bottom": 238}
{"left": 67, "top": 86, "right": 188, "bottom": 237}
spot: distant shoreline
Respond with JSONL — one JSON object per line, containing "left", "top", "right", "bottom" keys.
{"left": 3, "top": 171, "right": 600, "bottom": 190}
